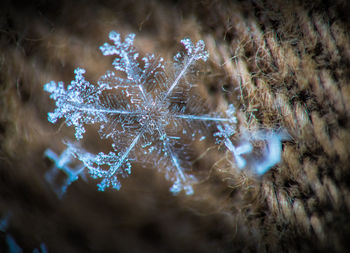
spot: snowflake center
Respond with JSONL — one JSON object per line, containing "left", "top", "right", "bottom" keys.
{"left": 139, "top": 103, "right": 169, "bottom": 131}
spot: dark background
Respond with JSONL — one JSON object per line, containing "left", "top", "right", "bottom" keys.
{"left": 1, "top": 0, "right": 350, "bottom": 252}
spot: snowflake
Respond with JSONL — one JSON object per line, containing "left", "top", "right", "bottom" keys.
{"left": 215, "top": 125, "right": 289, "bottom": 175}
{"left": 44, "top": 31, "right": 285, "bottom": 195}
{"left": 44, "top": 144, "right": 88, "bottom": 198}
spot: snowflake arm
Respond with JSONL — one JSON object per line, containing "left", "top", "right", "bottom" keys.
{"left": 44, "top": 68, "right": 142, "bottom": 140}
{"left": 173, "top": 114, "right": 234, "bottom": 122}
{"left": 157, "top": 125, "right": 195, "bottom": 195}
{"left": 71, "top": 132, "right": 141, "bottom": 191}
{"left": 163, "top": 38, "right": 209, "bottom": 100}
{"left": 100, "top": 32, "right": 142, "bottom": 81}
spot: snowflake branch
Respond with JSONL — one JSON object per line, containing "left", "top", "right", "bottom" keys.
{"left": 107, "top": 131, "right": 141, "bottom": 177}
{"left": 174, "top": 114, "right": 234, "bottom": 122}
{"left": 162, "top": 39, "right": 208, "bottom": 101}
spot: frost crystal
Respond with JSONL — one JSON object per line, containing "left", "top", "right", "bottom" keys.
{"left": 215, "top": 126, "right": 289, "bottom": 175}
{"left": 1, "top": 214, "right": 47, "bottom": 253}
{"left": 44, "top": 144, "right": 87, "bottom": 198}
{"left": 32, "top": 243, "right": 48, "bottom": 253}
{"left": 44, "top": 31, "right": 285, "bottom": 195}
{"left": 6, "top": 234, "right": 23, "bottom": 253}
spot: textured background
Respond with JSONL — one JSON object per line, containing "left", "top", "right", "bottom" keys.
{"left": 1, "top": 0, "right": 350, "bottom": 252}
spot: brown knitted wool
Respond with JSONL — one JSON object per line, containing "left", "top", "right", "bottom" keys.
{"left": 1, "top": 0, "right": 349, "bottom": 252}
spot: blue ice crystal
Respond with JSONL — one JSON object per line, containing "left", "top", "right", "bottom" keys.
{"left": 44, "top": 31, "right": 286, "bottom": 194}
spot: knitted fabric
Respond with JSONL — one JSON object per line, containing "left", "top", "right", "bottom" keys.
{"left": 0, "top": 0, "right": 349, "bottom": 252}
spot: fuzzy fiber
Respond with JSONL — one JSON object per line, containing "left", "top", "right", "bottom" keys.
{"left": 1, "top": 0, "right": 350, "bottom": 252}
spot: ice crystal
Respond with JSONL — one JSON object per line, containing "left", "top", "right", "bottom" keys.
{"left": 44, "top": 31, "right": 285, "bottom": 195}
{"left": 5, "top": 235, "right": 22, "bottom": 253}
{"left": 215, "top": 126, "right": 289, "bottom": 175}
{"left": 32, "top": 243, "right": 48, "bottom": 253}
{"left": 1, "top": 214, "right": 47, "bottom": 253}
{"left": 0, "top": 213, "right": 10, "bottom": 232}
{"left": 44, "top": 144, "right": 87, "bottom": 198}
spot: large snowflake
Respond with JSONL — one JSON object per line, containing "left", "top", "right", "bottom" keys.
{"left": 44, "top": 31, "right": 284, "bottom": 195}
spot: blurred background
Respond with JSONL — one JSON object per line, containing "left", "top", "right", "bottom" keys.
{"left": 1, "top": 0, "right": 350, "bottom": 252}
